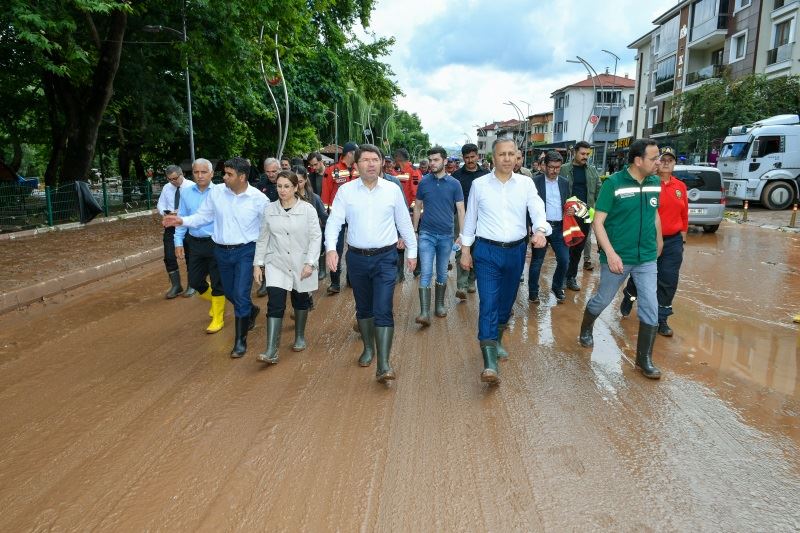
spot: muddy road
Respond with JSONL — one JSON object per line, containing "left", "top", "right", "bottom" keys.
{"left": 1, "top": 222, "right": 798, "bottom": 530}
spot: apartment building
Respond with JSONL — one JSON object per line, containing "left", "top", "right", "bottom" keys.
{"left": 528, "top": 112, "right": 554, "bottom": 146}
{"left": 754, "top": 0, "right": 800, "bottom": 78}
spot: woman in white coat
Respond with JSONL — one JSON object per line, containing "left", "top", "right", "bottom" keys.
{"left": 253, "top": 170, "right": 322, "bottom": 363}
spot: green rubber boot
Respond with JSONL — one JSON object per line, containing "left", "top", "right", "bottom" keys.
{"left": 497, "top": 323, "right": 509, "bottom": 360}
{"left": 292, "top": 309, "right": 309, "bottom": 351}
{"left": 357, "top": 318, "right": 376, "bottom": 367}
{"left": 257, "top": 317, "right": 282, "bottom": 364}
{"left": 415, "top": 287, "right": 431, "bottom": 326}
{"left": 434, "top": 282, "right": 447, "bottom": 317}
{"left": 375, "top": 326, "right": 396, "bottom": 382}
{"left": 480, "top": 340, "right": 499, "bottom": 384}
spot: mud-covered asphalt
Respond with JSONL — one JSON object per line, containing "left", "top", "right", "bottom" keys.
{"left": 0, "top": 222, "right": 798, "bottom": 530}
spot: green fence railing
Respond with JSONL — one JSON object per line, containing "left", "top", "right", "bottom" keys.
{"left": 0, "top": 179, "right": 159, "bottom": 233}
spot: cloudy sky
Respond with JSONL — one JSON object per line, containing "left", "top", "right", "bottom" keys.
{"left": 359, "top": 0, "right": 675, "bottom": 147}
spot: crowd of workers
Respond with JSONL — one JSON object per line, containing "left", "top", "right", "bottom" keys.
{"left": 158, "top": 136, "right": 689, "bottom": 385}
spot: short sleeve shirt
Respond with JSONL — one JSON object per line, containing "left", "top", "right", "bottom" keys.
{"left": 416, "top": 174, "right": 464, "bottom": 235}
{"left": 595, "top": 169, "right": 661, "bottom": 265}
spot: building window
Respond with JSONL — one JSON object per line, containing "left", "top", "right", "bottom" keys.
{"left": 773, "top": 18, "right": 793, "bottom": 48}
{"left": 629, "top": 94, "right": 635, "bottom": 107}
{"left": 655, "top": 55, "right": 677, "bottom": 96}
{"left": 565, "top": 94, "right": 569, "bottom": 107}
{"left": 660, "top": 16, "right": 680, "bottom": 53}
{"left": 627, "top": 120, "right": 633, "bottom": 133}
{"left": 651, "top": 71, "right": 657, "bottom": 92}
{"left": 648, "top": 107, "right": 658, "bottom": 128}
{"left": 564, "top": 120, "right": 568, "bottom": 133}
{"left": 730, "top": 30, "right": 748, "bottom": 62}
{"left": 653, "top": 34, "right": 661, "bottom": 54}
{"left": 735, "top": 0, "right": 751, "bottom": 10}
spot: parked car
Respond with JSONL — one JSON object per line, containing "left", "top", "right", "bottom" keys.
{"left": 673, "top": 164, "right": 726, "bottom": 233}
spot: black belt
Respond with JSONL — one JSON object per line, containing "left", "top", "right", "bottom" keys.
{"left": 664, "top": 232, "right": 682, "bottom": 239}
{"left": 187, "top": 235, "right": 212, "bottom": 241}
{"left": 547, "top": 220, "right": 563, "bottom": 226}
{"left": 214, "top": 242, "right": 250, "bottom": 249}
{"left": 348, "top": 244, "right": 395, "bottom": 256}
{"left": 476, "top": 236, "right": 526, "bottom": 248}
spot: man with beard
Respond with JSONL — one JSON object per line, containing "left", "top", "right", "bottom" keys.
{"left": 451, "top": 143, "right": 488, "bottom": 299}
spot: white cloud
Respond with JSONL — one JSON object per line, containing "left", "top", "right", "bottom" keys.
{"left": 359, "top": 0, "right": 675, "bottom": 150}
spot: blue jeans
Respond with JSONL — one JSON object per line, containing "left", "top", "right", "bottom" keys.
{"left": 418, "top": 231, "right": 452, "bottom": 287}
{"left": 528, "top": 222, "right": 570, "bottom": 296}
{"left": 587, "top": 261, "right": 658, "bottom": 325}
{"left": 347, "top": 247, "right": 398, "bottom": 327}
{"left": 473, "top": 239, "right": 527, "bottom": 341}
{"left": 214, "top": 242, "right": 256, "bottom": 318}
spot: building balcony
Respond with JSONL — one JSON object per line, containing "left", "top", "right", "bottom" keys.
{"left": 767, "top": 42, "right": 794, "bottom": 65}
{"left": 689, "top": 14, "right": 728, "bottom": 47}
{"left": 593, "top": 104, "right": 623, "bottom": 117}
{"left": 592, "top": 131, "right": 618, "bottom": 142}
{"left": 530, "top": 133, "right": 546, "bottom": 142}
{"left": 686, "top": 64, "right": 725, "bottom": 86}
{"left": 774, "top": 0, "right": 799, "bottom": 12}
{"left": 650, "top": 122, "right": 667, "bottom": 135}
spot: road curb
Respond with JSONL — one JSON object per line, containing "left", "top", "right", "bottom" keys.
{"left": 0, "top": 245, "right": 163, "bottom": 314}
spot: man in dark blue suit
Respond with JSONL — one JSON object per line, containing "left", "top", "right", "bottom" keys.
{"left": 528, "top": 151, "right": 571, "bottom": 304}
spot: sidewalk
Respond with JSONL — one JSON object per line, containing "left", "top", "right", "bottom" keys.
{"left": 724, "top": 206, "right": 800, "bottom": 233}
{"left": 0, "top": 212, "right": 165, "bottom": 314}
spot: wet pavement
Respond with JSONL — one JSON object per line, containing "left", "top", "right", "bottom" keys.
{"left": 0, "top": 220, "right": 798, "bottom": 530}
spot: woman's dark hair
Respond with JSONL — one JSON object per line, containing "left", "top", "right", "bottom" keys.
{"left": 292, "top": 166, "right": 314, "bottom": 202}
{"left": 276, "top": 170, "right": 301, "bottom": 201}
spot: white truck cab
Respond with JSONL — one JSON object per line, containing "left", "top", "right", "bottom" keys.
{"left": 718, "top": 114, "right": 800, "bottom": 210}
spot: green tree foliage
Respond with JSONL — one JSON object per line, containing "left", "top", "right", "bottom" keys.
{"left": 670, "top": 74, "right": 800, "bottom": 154}
{"left": 1, "top": 0, "right": 428, "bottom": 186}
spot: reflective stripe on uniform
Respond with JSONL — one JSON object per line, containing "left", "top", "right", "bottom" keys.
{"left": 614, "top": 185, "right": 662, "bottom": 196}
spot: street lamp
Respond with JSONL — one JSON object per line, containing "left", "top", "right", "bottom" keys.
{"left": 567, "top": 56, "right": 606, "bottom": 168}
{"left": 601, "top": 49, "right": 621, "bottom": 173}
{"left": 143, "top": 20, "right": 194, "bottom": 163}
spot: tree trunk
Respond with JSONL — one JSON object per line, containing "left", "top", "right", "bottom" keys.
{"left": 56, "top": 9, "right": 127, "bottom": 183}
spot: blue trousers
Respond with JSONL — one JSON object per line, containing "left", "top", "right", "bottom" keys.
{"left": 214, "top": 242, "right": 256, "bottom": 318}
{"left": 587, "top": 261, "right": 658, "bottom": 325}
{"left": 473, "top": 239, "right": 527, "bottom": 341}
{"left": 418, "top": 231, "right": 452, "bottom": 287}
{"left": 347, "top": 247, "right": 398, "bottom": 327}
{"left": 623, "top": 233, "right": 684, "bottom": 322}
{"left": 528, "top": 221, "right": 570, "bottom": 296}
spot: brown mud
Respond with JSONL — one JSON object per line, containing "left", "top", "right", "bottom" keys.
{"left": 0, "top": 222, "right": 798, "bottom": 530}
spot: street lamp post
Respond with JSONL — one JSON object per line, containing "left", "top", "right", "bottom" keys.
{"left": 601, "top": 49, "right": 621, "bottom": 174}
{"left": 143, "top": 19, "right": 194, "bottom": 163}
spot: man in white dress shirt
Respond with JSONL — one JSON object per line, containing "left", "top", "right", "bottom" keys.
{"left": 325, "top": 144, "right": 417, "bottom": 383}
{"left": 460, "top": 138, "right": 550, "bottom": 384}
{"left": 163, "top": 157, "right": 268, "bottom": 358}
{"left": 156, "top": 164, "right": 195, "bottom": 299}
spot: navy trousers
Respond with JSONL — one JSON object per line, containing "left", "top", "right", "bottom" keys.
{"left": 473, "top": 239, "right": 527, "bottom": 341}
{"left": 184, "top": 235, "right": 224, "bottom": 296}
{"left": 214, "top": 242, "right": 256, "bottom": 318}
{"left": 528, "top": 221, "right": 570, "bottom": 297}
{"left": 623, "top": 233, "right": 684, "bottom": 322}
{"left": 347, "top": 247, "right": 398, "bottom": 327}
{"left": 330, "top": 224, "right": 347, "bottom": 286}
{"left": 163, "top": 227, "right": 178, "bottom": 273}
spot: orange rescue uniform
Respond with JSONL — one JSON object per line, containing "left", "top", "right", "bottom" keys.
{"left": 658, "top": 175, "right": 689, "bottom": 236}
{"left": 390, "top": 162, "right": 421, "bottom": 206}
{"left": 321, "top": 159, "right": 359, "bottom": 207}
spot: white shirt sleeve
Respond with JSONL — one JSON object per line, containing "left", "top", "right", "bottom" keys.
{"left": 460, "top": 180, "right": 480, "bottom": 246}
{"left": 181, "top": 191, "right": 215, "bottom": 229}
{"left": 526, "top": 179, "right": 552, "bottom": 236}
{"left": 324, "top": 189, "right": 347, "bottom": 252}
{"left": 393, "top": 186, "right": 417, "bottom": 259}
{"left": 156, "top": 184, "right": 171, "bottom": 215}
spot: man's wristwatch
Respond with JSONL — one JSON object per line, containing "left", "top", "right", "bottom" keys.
{"left": 535, "top": 227, "right": 547, "bottom": 234}
{"left": 305, "top": 262, "right": 316, "bottom": 270}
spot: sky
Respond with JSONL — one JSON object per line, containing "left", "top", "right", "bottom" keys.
{"left": 357, "top": 0, "right": 675, "bottom": 148}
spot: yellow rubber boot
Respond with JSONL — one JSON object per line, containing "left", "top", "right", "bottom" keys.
{"left": 198, "top": 287, "right": 213, "bottom": 317}
{"left": 207, "top": 295, "right": 225, "bottom": 334}
{"left": 794, "top": 314, "right": 800, "bottom": 324}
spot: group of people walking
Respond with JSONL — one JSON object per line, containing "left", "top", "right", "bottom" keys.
{"left": 158, "top": 135, "right": 688, "bottom": 386}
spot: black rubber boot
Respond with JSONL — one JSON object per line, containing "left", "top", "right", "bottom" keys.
{"left": 375, "top": 326, "right": 396, "bottom": 382}
{"left": 480, "top": 340, "right": 499, "bottom": 384}
{"left": 357, "top": 318, "right": 376, "bottom": 367}
{"left": 658, "top": 321, "right": 673, "bottom": 337}
{"left": 248, "top": 305, "right": 260, "bottom": 331}
{"left": 230, "top": 316, "right": 249, "bottom": 358}
{"left": 497, "top": 323, "right": 509, "bottom": 360}
{"left": 257, "top": 272, "right": 268, "bottom": 297}
{"left": 434, "top": 282, "right": 447, "bottom": 317}
{"left": 165, "top": 270, "right": 183, "bottom": 299}
{"left": 636, "top": 323, "right": 662, "bottom": 379}
{"left": 182, "top": 287, "right": 197, "bottom": 298}
{"left": 257, "top": 317, "right": 282, "bottom": 363}
{"left": 566, "top": 277, "right": 580, "bottom": 291}
{"left": 620, "top": 288, "right": 636, "bottom": 317}
{"left": 293, "top": 310, "right": 308, "bottom": 351}
{"left": 415, "top": 287, "right": 431, "bottom": 326}
{"left": 317, "top": 256, "right": 326, "bottom": 280}
{"left": 579, "top": 308, "right": 598, "bottom": 347}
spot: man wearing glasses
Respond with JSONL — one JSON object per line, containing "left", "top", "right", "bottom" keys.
{"left": 156, "top": 164, "right": 195, "bottom": 299}
{"left": 578, "top": 139, "right": 664, "bottom": 380}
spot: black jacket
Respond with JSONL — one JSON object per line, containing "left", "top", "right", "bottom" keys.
{"left": 533, "top": 174, "right": 569, "bottom": 221}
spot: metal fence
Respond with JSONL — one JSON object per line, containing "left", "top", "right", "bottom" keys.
{"left": 0, "top": 180, "right": 162, "bottom": 232}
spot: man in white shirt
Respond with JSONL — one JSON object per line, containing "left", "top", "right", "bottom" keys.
{"left": 460, "top": 138, "right": 550, "bottom": 384}
{"left": 163, "top": 157, "right": 268, "bottom": 358}
{"left": 325, "top": 144, "right": 417, "bottom": 383}
{"left": 156, "top": 164, "right": 195, "bottom": 299}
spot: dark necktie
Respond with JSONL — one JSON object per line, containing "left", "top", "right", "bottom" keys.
{"left": 174, "top": 185, "right": 181, "bottom": 212}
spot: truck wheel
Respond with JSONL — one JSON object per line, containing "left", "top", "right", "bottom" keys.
{"left": 761, "top": 181, "right": 794, "bottom": 210}
{"left": 703, "top": 225, "right": 719, "bottom": 233}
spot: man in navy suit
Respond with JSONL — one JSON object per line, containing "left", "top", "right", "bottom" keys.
{"left": 528, "top": 151, "right": 571, "bottom": 304}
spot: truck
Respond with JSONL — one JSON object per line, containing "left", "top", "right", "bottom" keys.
{"left": 718, "top": 114, "right": 800, "bottom": 210}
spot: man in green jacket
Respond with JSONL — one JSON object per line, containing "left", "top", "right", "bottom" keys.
{"left": 561, "top": 141, "right": 602, "bottom": 290}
